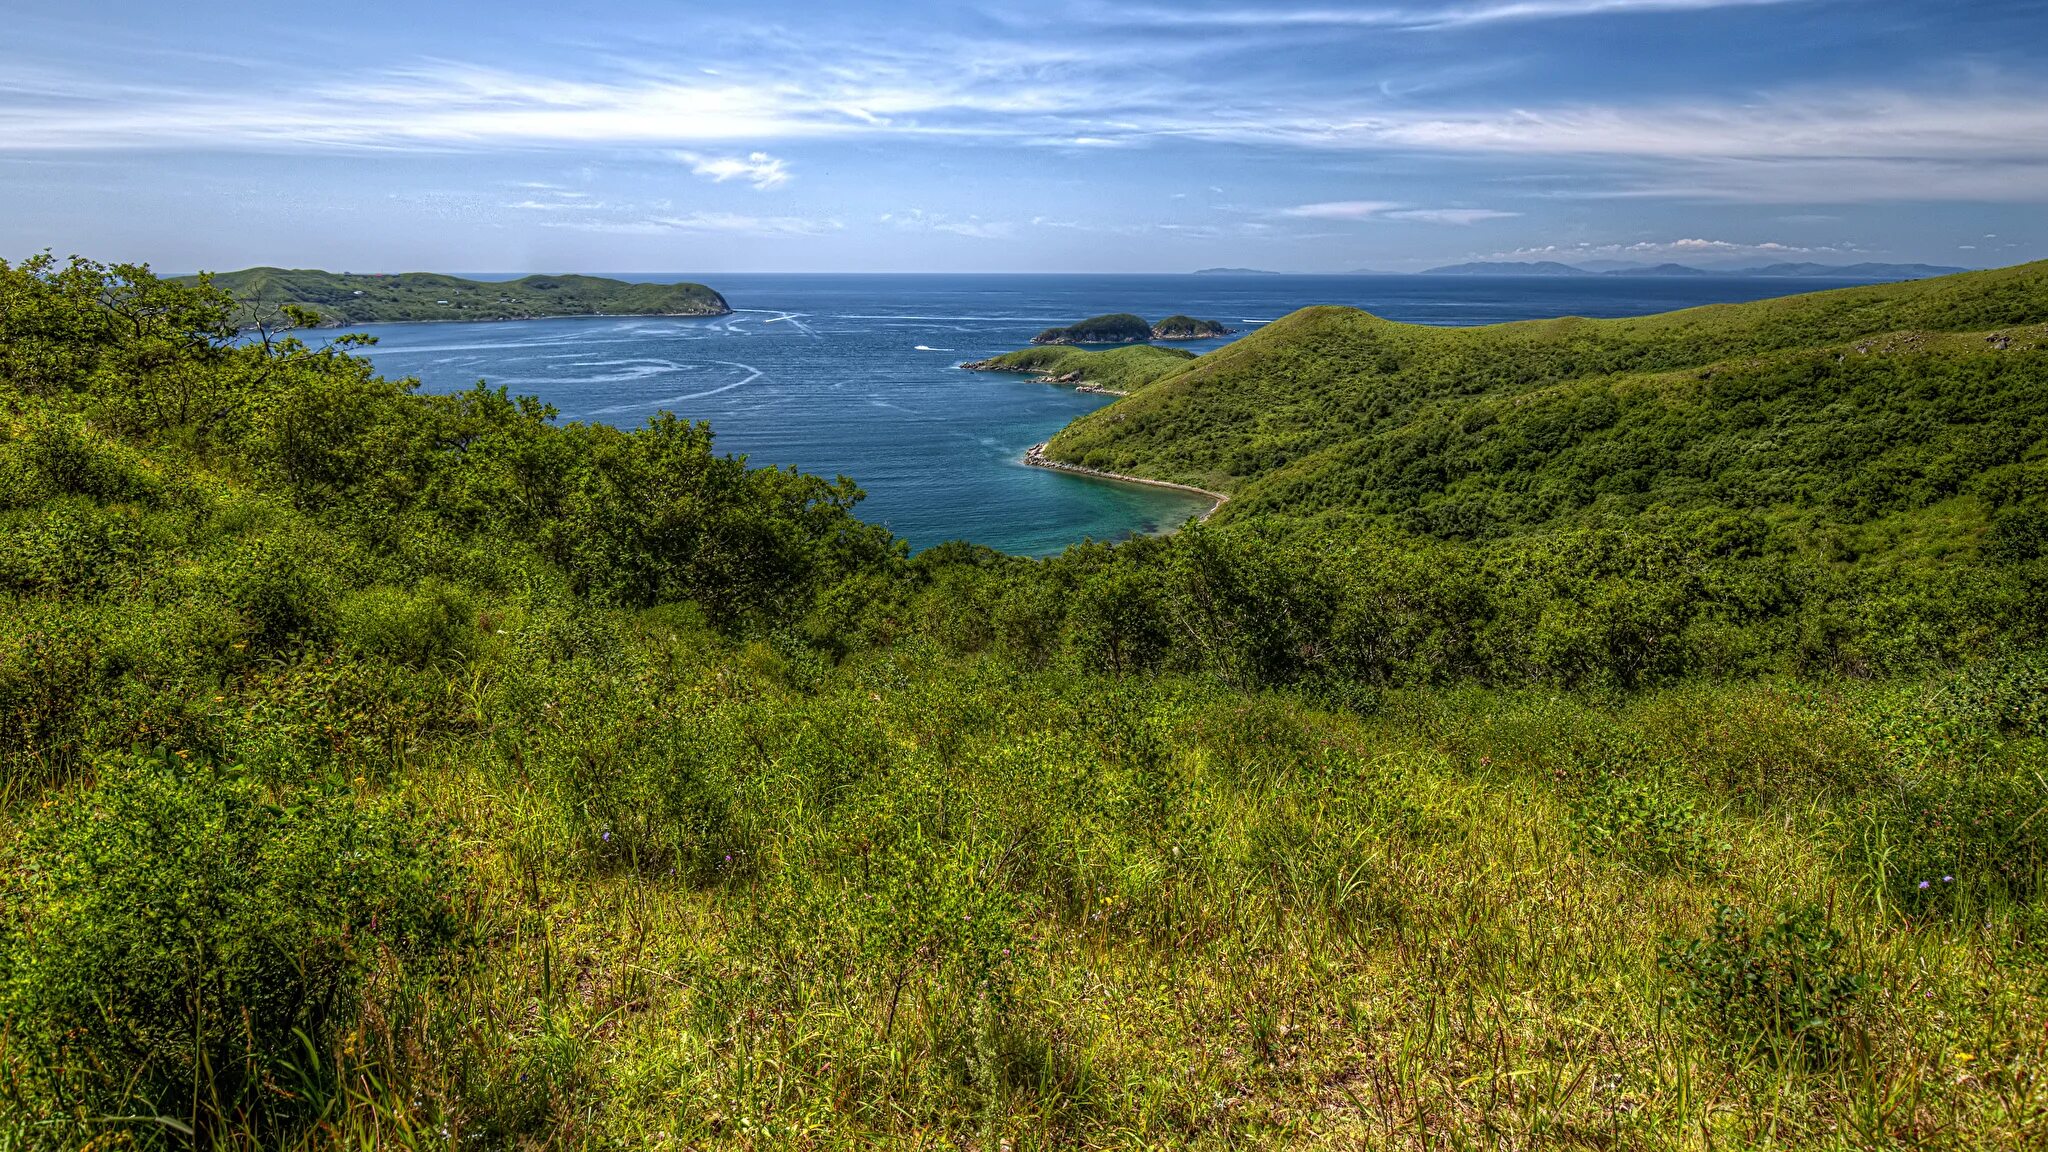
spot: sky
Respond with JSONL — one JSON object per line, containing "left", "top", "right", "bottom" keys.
{"left": 1, "top": 0, "right": 2045, "bottom": 273}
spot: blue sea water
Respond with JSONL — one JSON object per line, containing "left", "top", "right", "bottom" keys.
{"left": 339, "top": 273, "right": 1873, "bottom": 555}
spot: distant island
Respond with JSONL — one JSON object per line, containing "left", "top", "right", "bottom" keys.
{"left": 1418, "top": 259, "right": 1969, "bottom": 280}
{"left": 1031, "top": 313, "right": 1235, "bottom": 345}
{"left": 1192, "top": 267, "right": 1282, "bottom": 275}
{"left": 181, "top": 267, "right": 732, "bottom": 327}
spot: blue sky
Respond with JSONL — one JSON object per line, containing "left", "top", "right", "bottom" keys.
{"left": 2, "top": 0, "right": 2044, "bottom": 272}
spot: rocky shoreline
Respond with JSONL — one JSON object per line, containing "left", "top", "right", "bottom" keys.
{"left": 960, "top": 360, "right": 1129, "bottom": 395}
{"left": 1024, "top": 443, "right": 1229, "bottom": 522}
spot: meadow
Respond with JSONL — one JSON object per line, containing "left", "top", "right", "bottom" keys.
{"left": 2, "top": 254, "right": 2045, "bottom": 1149}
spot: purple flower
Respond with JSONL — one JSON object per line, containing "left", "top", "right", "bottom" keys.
{"left": 602, "top": 831, "right": 611, "bottom": 843}
{"left": 1943, "top": 875, "right": 1954, "bottom": 883}
{"left": 1918, "top": 880, "right": 1930, "bottom": 890}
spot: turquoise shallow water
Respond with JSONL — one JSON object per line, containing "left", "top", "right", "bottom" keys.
{"left": 340, "top": 273, "right": 1872, "bottom": 555}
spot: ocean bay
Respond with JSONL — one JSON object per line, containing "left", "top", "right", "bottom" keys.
{"left": 343, "top": 272, "right": 1873, "bottom": 554}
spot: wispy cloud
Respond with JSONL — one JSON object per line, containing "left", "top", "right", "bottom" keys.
{"left": 544, "top": 211, "right": 838, "bottom": 236}
{"left": 1385, "top": 207, "right": 1522, "bottom": 223}
{"left": 1282, "top": 201, "right": 1518, "bottom": 223}
{"left": 1119, "top": 0, "right": 1810, "bottom": 31}
{"left": 675, "top": 150, "right": 791, "bottom": 189}
{"left": 2, "top": 42, "right": 2044, "bottom": 206}
{"left": 881, "top": 209, "right": 1015, "bottom": 239}
{"left": 1280, "top": 200, "right": 1405, "bottom": 219}
{"left": 1488, "top": 236, "right": 1854, "bottom": 262}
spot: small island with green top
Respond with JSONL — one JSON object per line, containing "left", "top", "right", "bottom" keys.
{"left": 1150, "top": 314, "right": 1233, "bottom": 340}
{"left": 1031, "top": 313, "right": 1154, "bottom": 345}
{"left": 1031, "top": 312, "right": 1235, "bottom": 345}
{"left": 179, "top": 267, "right": 732, "bottom": 328}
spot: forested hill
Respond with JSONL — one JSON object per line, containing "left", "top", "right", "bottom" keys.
{"left": 180, "top": 266, "right": 731, "bottom": 326}
{"left": 6, "top": 253, "right": 2048, "bottom": 1147}
{"left": 1045, "top": 260, "right": 2048, "bottom": 545}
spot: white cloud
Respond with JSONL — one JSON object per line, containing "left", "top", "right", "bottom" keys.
{"left": 675, "top": 150, "right": 791, "bottom": 189}
{"left": 1385, "top": 207, "right": 1520, "bottom": 224}
{"left": 1487, "top": 236, "right": 1852, "bottom": 263}
{"left": 882, "top": 209, "right": 1015, "bottom": 239}
{"left": 2, "top": 43, "right": 2044, "bottom": 206}
{"left": 1282, "top": 201, "right": 1518, "bottom": 224}
{"left": 1281, "top": 200, "right": 1405, "bottom": 219}
{"left": 545, "top": 211, "right": 837, "bottom": 236}
{"left": 1120, "top": 0, "right": 1808, "bottom": 31}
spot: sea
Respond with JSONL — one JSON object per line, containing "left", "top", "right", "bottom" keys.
{"left": 335, "top": 273, "right": 1875, "bottom": 555}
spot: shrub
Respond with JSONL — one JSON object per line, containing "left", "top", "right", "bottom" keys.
{"left": 1660, "top": 903, "right": 1865, "bottom": 1066}
{"left": 1566, "top": 771, "right": 1721, "bottom": 872}
{"left": 218, "top": 533, "right": 340, "bottom": 652}
{"left": 337, "top": 578, "right": 477, "bottom": 668}
{"left": 0, "top": 753, "right": 467, "bottom": 1137}
{"left": 521, "top": 678, "right": 741, "bottom": 878}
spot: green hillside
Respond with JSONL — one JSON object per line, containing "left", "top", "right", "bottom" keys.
{"left": 182, "top": 266, "right": 731, "bottom": 327}
{"left": 962, "top": 343, "right": 1196, "bottom": 392}
{"left": 1045, "top": 263, "right": 2048, "bottom": 535}
{"left": 4, "top": 253, "right": 2047, "bottom": 1149}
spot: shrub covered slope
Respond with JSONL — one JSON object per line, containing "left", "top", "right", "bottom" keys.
{"left": 2, "top": 253, "right": 2047, "bottom": 1149}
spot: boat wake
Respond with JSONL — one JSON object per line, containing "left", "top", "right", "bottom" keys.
{"left": 589, "top": 360, "right": 764, "bottom": 414}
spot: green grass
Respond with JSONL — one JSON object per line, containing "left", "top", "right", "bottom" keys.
{"left": 5, "top": 253, "right": 2048, "bottom": 1148}
{"left": 179, "top": 267, "right": 731, "bottom": 327}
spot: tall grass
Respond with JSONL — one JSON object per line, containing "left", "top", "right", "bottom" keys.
{"left": 10, "top": 633, "right": 2042, "bottom": 1148}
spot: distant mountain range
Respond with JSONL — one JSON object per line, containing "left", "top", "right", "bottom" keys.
{"left": 1192, "top": 267, "right": 1283, "bottom": 275}
{"left": 1416, "top": 260, "right": 1970, "bottom": 280}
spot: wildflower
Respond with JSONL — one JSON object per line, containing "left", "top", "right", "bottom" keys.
{"left": 602, "top": 831, "right": 611, "bottom": 842}
{"left": 1919, "top": 880, "right": 1930, "bottom": 890}
{"left": 1943, "top": 875, "right": 1954, "bottom": 883}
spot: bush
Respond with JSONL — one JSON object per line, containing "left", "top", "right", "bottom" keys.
{"left": 1566, "top": 771, "right": 1721, "bottom": 872}
{"left": 1660, "top": 903, "right": 1865, "bottom": 1066}
{"left": 520, "top": 674, "right": 741, "bottom": 878}
{"left": 217, "top": 533, "right": 341, "bottom": 652}
{"left": 0, "top": 753, "right": 467, "bottom": 1137}
{"left": 337, "top": 578, "right": 477, "bottom": 668}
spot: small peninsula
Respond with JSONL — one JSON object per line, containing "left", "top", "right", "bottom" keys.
{"left": 963, "top": 345, "right": 1196, "bottom": 394}
{"left": 181, "top": 267, "right": 732, "bottom": 327}
{"left": 1031, "top": 312, "right": 1235, "bottom": 345}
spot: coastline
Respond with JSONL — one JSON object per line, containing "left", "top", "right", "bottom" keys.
{"left": 960, "top": 360, "right": 1130, "bottom": 396}
{"left": 271, "top": 307, "right": 731, "bottom": 332}
{"left": 1024, "top": 442, "right": 1229, "bottom": 523}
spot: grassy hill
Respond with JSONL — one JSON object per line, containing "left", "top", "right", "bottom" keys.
{"left": 1044, "top": 263, "right": 2048, "bottom": 540}
{"left": 962, "top": 344, "right": 1196, "bottom": 392}
{"left": 4, "top": 253, "right": 2048, "bottom": 1149}
{"left": 182, "top": 266, "right": 731, "bottom": 327}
